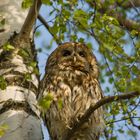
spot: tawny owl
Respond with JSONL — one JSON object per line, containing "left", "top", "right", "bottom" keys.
{"left": 40, "top": 42, "right": 105, "bottom": 140}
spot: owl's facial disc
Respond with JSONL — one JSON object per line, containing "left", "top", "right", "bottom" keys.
{"left": 46, "top": 42, "right": 98, "bottom": 78}
{"left": 58, "top": 48, "right": 90, "bottom": 73}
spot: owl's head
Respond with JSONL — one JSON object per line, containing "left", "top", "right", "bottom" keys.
{"left": 46, "top": 42, "right": 99, "bottom": 78}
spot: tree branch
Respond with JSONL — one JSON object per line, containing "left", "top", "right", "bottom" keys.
{"left": 19, "top": 0, "right": 42, "bottom": 41}
{"left": 115, "top": 14, "right": 140, "bottom": 32}
{"left": 107, "top": 117, "right": 140, "bottom": 124}
{"left": 117, "top": 0, "right": 140, "bottom": 9}
{"left": 38, "top": 14, "right": 60, "bottom": 44}
{"left": 63, "top": 91, "right": 140, "bottom": 140}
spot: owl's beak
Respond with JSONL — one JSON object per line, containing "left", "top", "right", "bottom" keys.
{"left": 73, "top": 56, "right": 77, "bottom": 63}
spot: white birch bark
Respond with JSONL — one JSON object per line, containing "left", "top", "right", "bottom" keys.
{"left": 0, "top": 0, "right": 29, "bottom": 45}
{"left": 0, "top": 0, "right": 43, "bottom": 140}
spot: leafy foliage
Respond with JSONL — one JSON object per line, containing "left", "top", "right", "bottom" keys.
{"left": 39, "top": 93, "right": 54, "bottom": 110}
{"left": 36, "top": 0, "right": 140, "bottom": 139}
{"left": 3, "top": 43, "right": 15, "bottom": 51}
{"left": 22, "top": 0, "right": 33, "bottom": 9}
{"left": 0, "top": 76, "right": 7, "bottom": 90}
{"left": 39, "top": 93, "right": 63, "bottom": 110}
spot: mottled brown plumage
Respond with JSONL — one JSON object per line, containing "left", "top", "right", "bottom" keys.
{"left": 41, "top": 42, "right": 105, "bottom": 140}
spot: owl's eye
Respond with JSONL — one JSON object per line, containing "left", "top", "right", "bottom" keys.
{"left": 79, "top": 51, "right": 86, "bottom": 57}
{"left": 62, "top": 49, "right": 71, "bottom": 57}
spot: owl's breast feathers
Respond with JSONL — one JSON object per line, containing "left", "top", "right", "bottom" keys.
{"left": 42, "top": 42, "right": 105, "bottom": 140}
{"left": 43, "top": 69, "right": 105, "bottom": 140}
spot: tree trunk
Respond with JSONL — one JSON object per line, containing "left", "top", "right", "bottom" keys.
{"left": 0, "top": 0, "right": 43, "bottom": 140}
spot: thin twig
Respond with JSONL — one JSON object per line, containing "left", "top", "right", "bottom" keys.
{"left": 107, "top": 116, "right": 140, "bottom": 124}
{"left": 38, "top": 14, "right": 60, "bottom": 44}
{"left": 117, "top": 0, "right": 140, "bottom": 9}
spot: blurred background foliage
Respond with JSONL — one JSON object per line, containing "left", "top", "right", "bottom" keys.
{"left": 23, "top": 0, "right": 140, "bottom": 139}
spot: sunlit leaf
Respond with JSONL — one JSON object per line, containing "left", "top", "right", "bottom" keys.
{"left": 41, "top": 0, "right": 52, "bottom": 5}
{"left": 127, "top": 130, "right": 137, "bottom": 137}
{"left": 0, "top": 76, "right": 7, "bottom": 90}
{"left": 57, "top": 98, "right": 63, "bottom": 109}
{"left": 0, "top": 124, "right": 8, "bottom": 137}
{"left": 39, "top": 93, "right": 54, "bottom": 110}
{"left": 18, "top": 49, "right": 30, "bottom": 58}
{"left": 3, "top": 43, "right": 15, "bottom": 51}
{"left": 22, "top": 0, "right": 33, "bottom": 9}
{"left": 35, "top": 31, "right": 41, "bottom": 37}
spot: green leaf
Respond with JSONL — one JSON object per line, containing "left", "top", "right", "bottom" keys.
{"left": 50, "top": 24, "right": 59, "bottom": 35}
{"left": 41, "top": 0, "right": 52, "bottom": 5}
{"left": 35, "top": 31, "right": 41, "bottom": 37}
{"left": 129, "top": 78, "right": 140, "bottom": 91}
{"left": 78, "top": 38, "right": 85, "bottom": 43}
{"left": 0, "top": 124, "right": 8, "bottom": 137}
{"left": 105, "top": 87, "right": 110, "bottom": 92}
{"left": 110, "top": 105, "right": 119, "bottom": 115}
{"left": 33, "top": 68, "right": 39, "bottom": 75}
{"left": 39, "top": 93, "right": 54, "bottom": 110}
{"left": 29, "top": 61, "right": 37, "bottom": 68}
{"left": 57, "top": 98, "right": 63, "bottom": 109}
{"left": 57, "top": 0, "right": 63, "bottom": 5}
{"left": 108, "top": 77, "right": 114, "bottom": 84}
{"left": 110, "top": 136, "right": 117, "bottom": 140}
{"left": 131, "top": 30, "right": 139, "bottom": 36}
{"left": 86, "top": 42, "right": 92, "bottom": 49}
{"left": 0, "top": 18, "right": 5, "bottom": 26}
{"left": 103, "top": 43, "right": 114, "bottom": 52}
{"left": 114, "top": 95, "right": 118, "bottom": 101}
{"left": 122, "top": 104, "right": 128, "bottom": 114}
{"left": 3, "top": 43, "right": 15, "bottom": 51}
{"left": 24, "top": 73, "right": 32, "bottom": 81}
{"left": 62, "top": 9, "right": 71, "bottom": 20}
{"left": 118, "top": 129, "right": 124, "bottom": 134}
{"left": 132, "top": 65, "right": 140, "bottom": 75}
{"left": 18, "top": 49, "right": 30, "bottom": 58}
{"left": 73, "top": 9, "right": 89, "bottom": 28}
{"left": 102, "top": 14, "right": 119, "bottom": 26}
{"left": 114, "top": 46, "right": 124, "bottom": 54}
{"left": 40, "top": 100, "right": 52, "bottom": 110}
{"left": 127, "top": 130, "right": 137, "bottom": 137}
{"left": 22, "top": 0, "right": 33, "bottom": 9}
{"left": 70, "top": 35, "right": 78, "bottom": 41}
{"left": 45, "top": 93, "right": 54, "bottom": 101}
{"left": 0, "top": 76, "right": 7, "bottom": 90}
